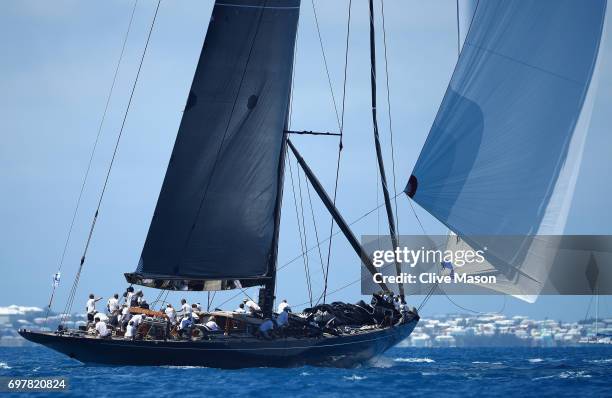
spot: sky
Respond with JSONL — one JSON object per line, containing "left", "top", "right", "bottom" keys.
{"left": 1, "top": 0, "right": 611, "bottom": 322}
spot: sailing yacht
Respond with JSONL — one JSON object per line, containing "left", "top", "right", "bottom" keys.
{"left": 20, "top": 0, "right": 419, "bottom": 368}
{"left": 19, "top": 0, "right": 608, "bottom": 367}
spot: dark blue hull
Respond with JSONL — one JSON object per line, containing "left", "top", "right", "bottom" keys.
{"left": 19, "top": 316, "right": 418, "bottom": 368}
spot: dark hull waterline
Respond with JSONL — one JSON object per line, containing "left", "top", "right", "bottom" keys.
{"left": 19, "top": 317, "right": 418, "bottom": 368}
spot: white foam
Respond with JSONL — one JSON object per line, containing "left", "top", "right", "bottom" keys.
{"left": 584, "top": 358, "right": 612, "bottom": 364}
{"left": 559, "top": 371, "right": 592, "bottom": 379}
{"left": 528, "top": 358, "right": 544, "bottom": 363}
{"left": 394, "top": 357, "right": 435, "bottom": 363}
{"left": 0, "top": 362, "right": 11, "bottom": 369}
{"left": 343, "top": 375, "right": 367, "bottom": 381}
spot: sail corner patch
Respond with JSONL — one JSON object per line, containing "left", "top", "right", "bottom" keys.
{"left": 405, "top": 175, "right": 418, "bottom": 198}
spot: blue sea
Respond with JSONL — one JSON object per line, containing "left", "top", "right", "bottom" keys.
{"left": 1, "top": 346, "right": 612, "bottom": 397}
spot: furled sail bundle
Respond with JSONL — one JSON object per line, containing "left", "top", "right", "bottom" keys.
{"left": 126, "top": 0, "right": 300, "bottom": 290}
{"left": 406, "top": 0, "right": 608, "bottom": 300}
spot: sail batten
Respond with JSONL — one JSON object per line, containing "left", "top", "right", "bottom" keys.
{"left": 131, "top": 0, "right": 300, "bottom": 289}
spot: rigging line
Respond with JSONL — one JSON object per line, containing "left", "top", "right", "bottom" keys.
{"left": 211, "top": 193, "right": 401, "bottom": 312}
{"left": 280, "top": 193, "right": 401, "bottom": 274}
{"left": 310, "top": 0, "right": 341, "bottom": 130}
{"left": 178, "top": 0, "right": 268, "bottom": 266}
{"left": 305, "top": 176, "right": 326, "bottom": 303}
{"left": 380, "top": 0, "right": 400, "bottom": 233}
{"left": 292, "top": 255, "right": 399, "bottom": 309}
{"left": 456, "top": 0, "right": 461, "bottom": 57}
{"left": 216, "top": 287, "right": 256, "bottom": 310}
{"left": 408, "top": 199, "right": 428, "bottom": 236}
{"left": 287, "top": 151, "right": 313, "bottom": 306}
{"left": 296, "top": 160, "right": 314, "bottom": 307}
{"left": 45, "top": 0, "right": 139, "bottom": 323}
{"left": 322, "top": 0, "right": 352, "bottom": 304}
{"left": 207, "top": 291, "right": 217, "bottom": 311}
{"left": 62, "top": 0, "right": 162, "bottom": 322}
{"left": 427, "top": 253, "right": 508, "bottom": 315}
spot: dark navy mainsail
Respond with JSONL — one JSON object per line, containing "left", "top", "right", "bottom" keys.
{"left": 127, "top": 0, "right": 300, "bottom": 290}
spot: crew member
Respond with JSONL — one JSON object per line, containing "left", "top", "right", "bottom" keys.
{"left": 107, "top": 293, "right": 120, "bottom": 314}
{"left": 277, "top": 306, "right": 290, "bottom": 328}
{"left": 124, "top": 320, "right": 136, "bottom": 340}
{"left": 179, "top": 299, "right": 192, "bottom": 317}
{"left": 205, "top": 316, "right": 220, "bottom": 331}
{"left": 86, "top": 294, "right": 102, "bottom": 324}
{"left": 178, "top": 314, "right": 193, "bottom": 338}
{"left": 124, "top": 286, "right": 135, "bottom": 307}
{"left": 258, "top": 319, "right": 275, "bottom": 339}
{"left": 134, "top": 290, "right": 145, "bottom": 307}
{"left": 130, "top": 313, "right": 146, "bottom": 329}
{"left": 119, "top": 304, "right": 131, "bottom": 331}
{"left": 94, "top": 316, "right": 110, "bottom": 338}
{"left": 277, "top": 299, "right": 290, "bottom": 313}
{"left": 235, "top": 303, "right": 246, "bottom": 314}
{"left": 139, "top": 299, "right": 150, "bottom": 310}
{"left": 243, "top": 298, "right": 261, "bottom": 315}
{"left": 165, "top": 303, "right": 177, "bottom": 325}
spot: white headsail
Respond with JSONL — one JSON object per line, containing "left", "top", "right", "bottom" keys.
{"left": 406, "top": 1, "right": 608, "bottom": 300}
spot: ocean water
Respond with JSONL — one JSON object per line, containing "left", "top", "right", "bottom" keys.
{"left": 1, "top": 346, "right": 612, "bottom": 397}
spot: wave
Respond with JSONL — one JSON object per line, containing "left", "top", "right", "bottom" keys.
{"left": 162, "top": 366, "right": 206, "bottom": 369}
{"left": 533, "top": 371, "right": 592, "bottom": 381}
{"left": 559, "top": 371, "right": 592, "bottom": 379}
{"left": 0, "top": 362, "right": 11, "bottom": 369}
{"left": 584, "top": 358, "right": 612, "bottom": 364}
{"left": 394, "top": 357, "right": 435, "bottom": 363}
{"left": 528, "top": 358, "right": 544, "bottom": 363}
{"left": 343, "top": 375, "right": 367, "bottom": 381}
{"left": 366, "top": 357, "right": 394, "bottom": 368}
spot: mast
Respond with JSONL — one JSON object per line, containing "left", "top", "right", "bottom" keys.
{"left": 259, "top": 121, "right": 290, "bottom": 318}
{"left": 368, "top": 0, "right": 405, "bottom": 301}
{"left": 287, "top": 139, "right": 391, "bottom": 293}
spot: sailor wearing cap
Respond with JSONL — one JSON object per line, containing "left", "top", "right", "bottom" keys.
{"left": 243, "top": 298, "right": 261, "bottom": 315}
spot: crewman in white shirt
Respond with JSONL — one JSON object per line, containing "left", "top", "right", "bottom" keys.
{"left": 277, "top": 307, "right": 290, "bottom": 328}
{"left": 124, "top": 320, "right": 136, "bottom": 339}
{"left": 94, "top": 317, "right": 110, "bottom": 338}
{"left": 235, "top": 303, "right": 246, "bottom": 314}
{"left": 205, "top": 316, "right": 220, "bottom": 331}
{"left": 124, "top": 286, "right": 135, "bottom": 307}
{"left": 86, "top": 294, "right": 102, "bottom": 324}
{"left": 107, "top": 294, "right": 120, "bottom": 313}
{"left": 165, "top": 304, "right": 177, "bottom": 325}
{"left": 130, "top": 313, "right": 146, "bottom": 329}
{"left": 243, "top": 298, "right": 261, "bottom": 315}
{"left": 179, "top": 299, "right": 192, "bottom": 317}
{"left": 277, "top": 299, "right": 290, "bottom": 314}
{"left": 119, "top": 305, "right": 131, "bottom": 330}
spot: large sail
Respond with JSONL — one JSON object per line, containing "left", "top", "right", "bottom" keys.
{"left": 126, "top": 0, "right": 300, "bottom": 290}
{"left": 406, "top": 1, "right": 607, "bottom": 299}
